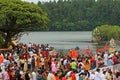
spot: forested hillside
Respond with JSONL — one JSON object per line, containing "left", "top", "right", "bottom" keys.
{"left": 37, "top": 0, "right": 120, "bottom": 31}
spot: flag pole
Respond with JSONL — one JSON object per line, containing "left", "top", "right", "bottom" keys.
{"left": 94, "top": 28, "right": 100, "bottom": 69}
{"left": 95, "top": 42, "right": 98, "bottom": 69}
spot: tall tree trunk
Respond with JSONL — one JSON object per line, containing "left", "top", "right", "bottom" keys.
{"left": 2, "top": 32, "right": 11, "bottom": 48}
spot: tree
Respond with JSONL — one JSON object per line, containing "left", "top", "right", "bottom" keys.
{"left": 38, "top": 0, "right": 120, "bottom": 31}
{"left": 92, "top": 25, "right": 120, "bottom": 42}
{"left": 0, "top": 0, "right": 49, "bottom": 47}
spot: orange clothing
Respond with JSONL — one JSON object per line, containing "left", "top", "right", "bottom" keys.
{"left": 0, "top": 54, "right": 4, "bottom": 64}
{"left": 84, "top": 62, "right": 91, "bottom": 70}
{"left": 39, "top": 62, "right": 42, "bottom": 68}
{"left": 69, "top": 49, "right": 78, "bottom": 59}
{"left": 36, "top": 56, "right": 41, "bottom": 67}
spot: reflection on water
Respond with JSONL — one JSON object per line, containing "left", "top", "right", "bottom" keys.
{"left": 19, "top": 31, "right": 97, "bottom": 51}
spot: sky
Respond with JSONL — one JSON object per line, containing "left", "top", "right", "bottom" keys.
{"left": 22, "top": 0, "right": 56, "bottom": 4}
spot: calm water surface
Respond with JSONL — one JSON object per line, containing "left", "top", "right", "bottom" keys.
{"left": 19, "top": 31, "right": 96, "bottom": 51}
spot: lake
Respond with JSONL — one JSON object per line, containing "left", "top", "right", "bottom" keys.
{"left": 19, "top": 31, "right": 96, "bottom": 52}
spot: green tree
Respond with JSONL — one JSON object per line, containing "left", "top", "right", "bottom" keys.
{"left": 92, "top": 25, "right": 120, "bottom": 41}
{"left": 0, "top": 0, "right": 49, "bottom": 47}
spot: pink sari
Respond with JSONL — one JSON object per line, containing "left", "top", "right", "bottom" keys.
{"left": 51, "top": 62, "right": 57, "bottom": 73}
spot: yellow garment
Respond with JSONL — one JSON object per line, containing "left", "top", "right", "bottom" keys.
{"left": 109, "top": 47, "right": 115, "bottom": 53}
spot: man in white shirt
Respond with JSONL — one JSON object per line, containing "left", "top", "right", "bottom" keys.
{"left": 94, "top": 68, "right": 102, "bottom": 80}
{"left": 104, "top": 51, "right": 108, "bottom": 66}
{"left": 32, "top": 69, "right": 37, "bottom": 80}
{"left": 89, "top": 71, "right": 95, "bottom": 80}
{"left": 101, "top": 71, "right": 106, "bottom": 80}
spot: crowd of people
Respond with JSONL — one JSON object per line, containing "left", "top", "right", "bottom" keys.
{"left": 0, "top": 43, "right": 120, "bottom": 80}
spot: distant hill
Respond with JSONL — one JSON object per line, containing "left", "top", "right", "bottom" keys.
{"left": 35, "top": 0, "right": 120, "bottom": 31}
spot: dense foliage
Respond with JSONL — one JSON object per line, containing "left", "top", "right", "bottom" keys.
{"left": 0, "top": 34, "right": 4, "bottom": 47}
{"left": 38, "top": 0, "right": 120, "bottom": 31}
{"left": 92, "top": 25, "right": 120, "bottom": 41}
{"left": 0, "top": 0, "right": 49, "bottom": 47}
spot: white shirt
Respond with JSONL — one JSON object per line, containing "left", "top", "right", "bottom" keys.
{"left": 28, "top": 43, "right": 32, "bottom": 48}
{"left": 104, "top": 53, "right": 108, "bottom": 66}
{"left": 32, "top": 72, "right": 36, "bottom": 80}
{"left": 76, "top": 73, "right": 80, "bottom": 80}
{"left": 94, "top": 72, "right": 102, "bottom": 80}
{"left": 104, "top": 53, "right": 108, "bottom": 61}
{"left": 66, "top": 71, "right": 72, "bottom": 80}
{"left": 89, "top": 74, "right": 95, "bottom": 80}
{"left": 20, "top": 70, "right": 24, "bottom": 75}
{"left": 28, "top": 58, "right": 31, "bottom": 64}
{"left": 47, "top": 73, "right": 51, "bottom": 80}
{"left": 101, "top": 73, "right": 106, "bottom": 80}
{"left": 63, "top": 59, "right": 67, "bottom": 65}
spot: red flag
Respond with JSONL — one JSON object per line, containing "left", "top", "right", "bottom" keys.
{"left": 96, "top": 48, "right": 102, "bottom": 53}
{"left": 103, "top": 45, "right": 109, "bottom": 51}
{"left": 87, "top": 51, "right": 93, "bottom": 57}
{"left": 87, "top": 52, "right": 90, "bottom": 57}
{"left": 86, "top": 46, "right": 90, "bottom": 54}
{"left": 81, "top": 49, "right": 85, "bottom": 54}
{"left": 89, "top": 51, "right": 93, "bottom": 55}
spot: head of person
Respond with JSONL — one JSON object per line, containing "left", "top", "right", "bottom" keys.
{"left": 96, "top": 68, "right": 100, "bottom": 72}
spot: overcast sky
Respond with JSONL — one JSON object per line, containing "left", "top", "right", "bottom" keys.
{"left": 22, "top": 0, "right": 56, "bottom": 4}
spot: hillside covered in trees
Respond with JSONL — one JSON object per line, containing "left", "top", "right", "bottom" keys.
{"left": 36, "top": 0, "right": 120, "bottom": 31}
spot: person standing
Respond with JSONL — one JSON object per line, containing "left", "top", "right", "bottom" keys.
{"left": 101, "top": 71, "right": 106, "bottom": 80}
{"left": 71, "top": 70, "right": 76, "bottom": 80}
{"left": 0, "top": 69, "right": 2, "bottom": 80}
{"left": 70, "top": 60, "right": 77, "bottom": 71}
{"left": 94, "top": 68, "right": 102, "bottom": 80}
{"left": 36, "top": 54, "right": 41, "bottom": 69}
{"left": 25, "top": 70, "right": 30, "bottom": 80}
{"left": 31, "top": 56, "right": 35, "bottom": 70}
{"left": 47, "top": 71, "right": 56, "bottom": 80}
{"left": 104, "top": 51, "right": 108, "bottom": 66}
{"left": 0, "top": 53, "right": 4, "bottom": 65}
{"left": 32, "top": 69, "right": 36, "bottom": 80}
{"left": 89, "top": 71, "right": 95, "bottom": 80}
{"left": 3, "top": 68, "right": 10, "bottom": 80}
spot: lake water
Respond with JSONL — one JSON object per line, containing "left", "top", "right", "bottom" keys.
{"left": 19, "top": 31, "right": 96, "bottom": 51}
